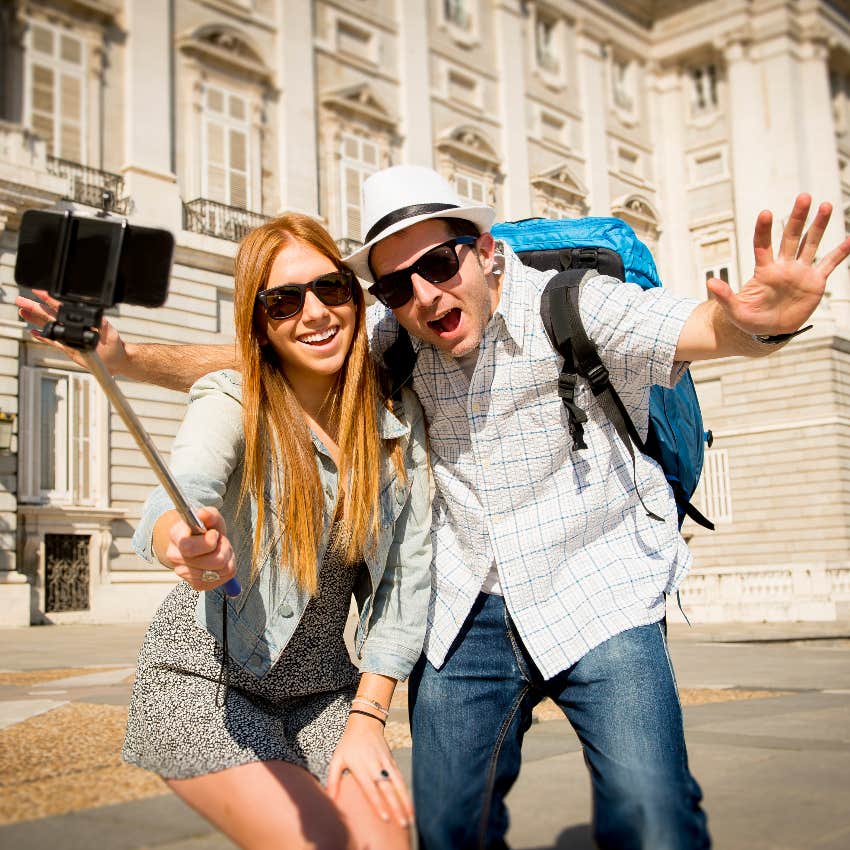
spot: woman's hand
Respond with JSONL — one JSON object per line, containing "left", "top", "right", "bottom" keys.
{"left": 326, "top": 712, "right": 413, "bottom": 829}
{"left": 157, "top": 506, "right": 238, "bottom": 592}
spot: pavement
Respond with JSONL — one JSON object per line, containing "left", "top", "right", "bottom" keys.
{"left": 0, "top": 619, "right": 848, "bottom": 850}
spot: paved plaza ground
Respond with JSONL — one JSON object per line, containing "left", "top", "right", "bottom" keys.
{"left": 0, "top": 618, "right": 848, "bottom": 849}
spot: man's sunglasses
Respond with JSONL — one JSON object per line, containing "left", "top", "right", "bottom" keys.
{"left": 256, "top": 270, "right": 355, "bottom": 320}
{"left": 368, "top": 236, "right": 477, "bottom": 309}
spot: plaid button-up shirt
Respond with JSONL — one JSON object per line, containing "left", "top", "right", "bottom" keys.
{"left": 367, "top": 244, "right": 699, "bottom": 678}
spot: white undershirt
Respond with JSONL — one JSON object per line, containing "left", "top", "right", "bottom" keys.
{"left": 455, "top": 349, "right": 502, "bottom": 596}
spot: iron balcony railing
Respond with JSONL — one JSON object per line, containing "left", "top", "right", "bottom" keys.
{"left": 183, "top": 198, "right": 269, "bottom": 242}
{"left": 46, "top": 156, "right": 129, "bottom": 213}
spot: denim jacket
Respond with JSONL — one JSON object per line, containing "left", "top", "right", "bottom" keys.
{"left": 133, "top": 369, "right": 432, "bottom": 681}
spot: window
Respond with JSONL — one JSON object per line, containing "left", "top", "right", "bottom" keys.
{"left": 20, "top": 368, "right": 104, "bottom": 506}
{"left": 540, "top": 112, "right": 566, "bottom": 146}
{"left": 611, "top": 57, "right": 636, "bottom": 115}
{"left": 337, "top": 19, "right": 373, "bottom": 61}
{"left": 699, "top": 233, "right": 738, "bottom": 291}
{"left": 694, "top": 448, "right": 732, "bottom": 524}
{"left": 444, "top": 0, "right": 471, "bottom": 30}
{"left": 340, "top": 133, "right": 379, "bottom": 241}
{"left": 453, "top": 170, "right": 487, "bottom": 204}
{"left": 202, "top": 84, "right": 251, "bottom": 209}
{"left": 688, "top": 148, "right": 728, "bottom": 185}
{"left": 26, "top": 21, "right": 85, "bottom": 162}
{"left": 690, "top": 64, "right": 718, "bottom": 116}
{"left": 618, "top": 147, "right": 639, "bottom": 176}
{"left": 447, "top": 69, "right": 481, "bottom": 109}
{"left": 831, "top": 69, "right": 850, "bottom": 135}
{"left": 536, "top": 17, "right": 559, "bottom": 75}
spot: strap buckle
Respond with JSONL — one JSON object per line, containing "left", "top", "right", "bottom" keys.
{"left": 585, "top": 362, "right": 609, "bottom": 393}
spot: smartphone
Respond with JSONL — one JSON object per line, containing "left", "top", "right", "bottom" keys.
{"left": 14, "top": 209, "right": 174, "bottom": 309}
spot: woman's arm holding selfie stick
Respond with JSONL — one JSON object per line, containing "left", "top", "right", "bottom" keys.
{"left": 152, "top": 506, "right": 238, "bottom": 593}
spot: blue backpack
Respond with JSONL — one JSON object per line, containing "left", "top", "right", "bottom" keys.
{"left": 490, "top": 216, "right": 714, "bottom": 530}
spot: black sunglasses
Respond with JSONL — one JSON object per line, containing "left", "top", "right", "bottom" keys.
{"left": 256, "top": 270, "right": 355, "bottom": 320}
{"left": 368, "top": 236, "right": 477, "bottom": 309}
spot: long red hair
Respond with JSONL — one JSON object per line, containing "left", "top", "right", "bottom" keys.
{"left": 233, "top": 214, "right": 401, "bottom": 593}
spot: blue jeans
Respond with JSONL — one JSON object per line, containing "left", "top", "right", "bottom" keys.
{"left": 409, "top": 593, "right": 710, "bottom": 850}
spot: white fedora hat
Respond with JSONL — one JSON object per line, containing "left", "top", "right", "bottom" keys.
{"left": 344, "top": 165, "right": 495, "bottom": 283}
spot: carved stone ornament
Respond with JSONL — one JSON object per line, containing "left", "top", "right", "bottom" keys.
{"left": 177, "top": 26, "right": 274, "bottom": 88}
{"left": 531, "top": 164, "right": 589, "bottom": 216}
{"left": 321, "top": 84, "right": 399, "bottom": 135}
{"left": 611, "top": 193, "right": 661, "bottom": 238}
{"left": 436, "top": 126, "right": 501, "bottom": 171}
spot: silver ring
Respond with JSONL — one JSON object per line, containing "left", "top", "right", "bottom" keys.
{"left": 201, "top": 569, "right": 221, "bottom": 583}
{"left": 376, "top": 769, "right": 391, "bottom": 782}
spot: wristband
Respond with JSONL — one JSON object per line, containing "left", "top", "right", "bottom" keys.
{"left": 352, "top": 696, "right": 389, "bottom": 716}
{"left": 752, "top": 324, "right": 813, "bottom": 344}
{"left": 348, "top": 708, "right": 387, "bottom": 727}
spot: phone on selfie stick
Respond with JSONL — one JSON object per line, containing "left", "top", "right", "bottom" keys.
{"left": 14, "top": 199, "right": 241, "bottom": 597}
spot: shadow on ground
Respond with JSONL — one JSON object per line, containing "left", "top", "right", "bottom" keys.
{"left": 523, "top": 823, "right": 593, "bottom": 850}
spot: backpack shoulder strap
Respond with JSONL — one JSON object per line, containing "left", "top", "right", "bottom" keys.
{"left": 383, "top": 326, "right": 417, "bottom": 404}
{"left": 542, "top": 270, "right": 663, "bottom": 522}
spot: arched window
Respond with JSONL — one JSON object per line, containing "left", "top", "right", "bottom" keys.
{"left": 611, "top": 194, "right": 661, "bottom": 255}
{"left": 531, "top": 165, "right": 588, "bottom": 219}
{"left": 177, "top": 25, "right": 275, "bottom": 223}
{"left": 320, "top": 83, "right": 400, "bottom": 246}
{"left": 435, "top": 126, "right": 502, "bottom": 213}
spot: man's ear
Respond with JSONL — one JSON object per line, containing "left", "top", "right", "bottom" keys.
{"left": 477, "top": 232, "right": 497, "bottom": 275}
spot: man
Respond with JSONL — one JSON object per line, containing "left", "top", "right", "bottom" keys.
{"left": 18, "top": 165, "right": 850, "bottom": 850}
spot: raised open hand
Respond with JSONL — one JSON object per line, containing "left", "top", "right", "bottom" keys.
{"left": 706, "top": 195, "right": 850, "bottom": 336}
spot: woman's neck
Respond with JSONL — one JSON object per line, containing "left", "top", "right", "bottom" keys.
{"left": 286, "top": 370, "right": 340, "bottom": 463}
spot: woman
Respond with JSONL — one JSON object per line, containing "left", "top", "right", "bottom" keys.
{"left": 122, "top": 213, "right": 431, "bottom": 850}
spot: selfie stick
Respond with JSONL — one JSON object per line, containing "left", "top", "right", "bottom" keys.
{"left": 82, "top": 351, "right": 241, "bottom": 596}
{"left": 42, "top": 311, "right": 241, "bottom": 597}
{"left": 77, "top": 350, "right": 241, "bottom": 596}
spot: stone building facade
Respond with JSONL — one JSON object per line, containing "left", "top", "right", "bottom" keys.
{"left": 1, "top": 0, "right": 849, "bottom": 626}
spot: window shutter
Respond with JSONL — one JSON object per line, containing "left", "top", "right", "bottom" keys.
{"left": 229, "top": 128, "right": 248, "bottom": 209}
{"left": 31, "top": 63, "right": 55, "bottom": 152}
{"left": 59, "top": 72, "right": 82, "bottom": 162}
{"left": 206, "top": 121, "right": 227, "bottom": 203}
{"left": 344, "top": 165, "right": 363, "bottom": 241}
{"left": 27, "top": 23, "right": 84, "bottom": 161}
{"left": 71, "top": 374, "right": 93, "bottom": 504}
{"left": 339, "top": 133, "right": 379, "bottom": 241}
{"left": 203, "top": 88, "right": 251, "bottom": 209}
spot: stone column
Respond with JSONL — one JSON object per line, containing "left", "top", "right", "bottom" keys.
{"left": 576, "top": 30, "right": 610, "bottom": 215}
{"left": 724, "top": 37, "right": 767, "bottom": 299}
{"left": 493, "top": 0, "right": 530, "bottom": 218}
{"left": 121, "top": 0, "right": 181, "bottom": 230}
{"left": 397, "top": 0, "right": 432, "bottom": 167}
{"left": 277, "top": 0, "right": 318, "bottom": 215}
{"left": 798, "top": 36, "right": 850, "bottom": 332}
{"left": 725, "top": 29, "right": 848, "bottom": 331}
{"left": 651, "top": 66, "right": 698, "bottom": 299}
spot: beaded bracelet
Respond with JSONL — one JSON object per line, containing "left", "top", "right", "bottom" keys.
{"left": 352, "top": 696, "right": 389, "bottom": 716}
{"left": 348, "top": 708, "right": 387, "bottom": 727}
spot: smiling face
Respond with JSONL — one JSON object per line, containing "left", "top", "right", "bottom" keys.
{"left": 255, "top": 240, "right": 357, "bottom": 397}
{"left": 369, "top": 219, "right": 501, "bottom": 358}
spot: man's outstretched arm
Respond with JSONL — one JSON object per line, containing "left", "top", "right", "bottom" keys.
{"left": 677, "top": 194, "right": 850, "bottom": 362}
{"left": 16, "top": 290, "right": 237, "bottom": 392}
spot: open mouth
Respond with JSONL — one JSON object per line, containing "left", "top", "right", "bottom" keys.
{"left": 299, "top": 327, "right": 339, "bottom": 346}
{"left": 427, "top": 308, "right": 461, "bottom": 335}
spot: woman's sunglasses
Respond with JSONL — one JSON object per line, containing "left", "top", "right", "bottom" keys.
{"left": 368, "top": 236, "right": 477, "bottom": 309}
{"left": 256, "top": 270, "right": 355, "bottom": 320}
